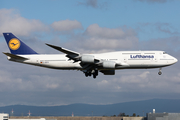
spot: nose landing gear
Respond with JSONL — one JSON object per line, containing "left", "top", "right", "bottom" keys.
{"left": 158, "top": 68, "right": 162, "bottom": 75}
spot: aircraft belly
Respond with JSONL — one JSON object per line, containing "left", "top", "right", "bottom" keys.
{"left": 39, "top": 61, "right": 82, "bottom": 69}
{"left": 19, "top": 59, "right": 82, "bottom": 70}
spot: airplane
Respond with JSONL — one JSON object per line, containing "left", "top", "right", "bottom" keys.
{"left": 2, "top": 33, "right": 178, "bottom": 78}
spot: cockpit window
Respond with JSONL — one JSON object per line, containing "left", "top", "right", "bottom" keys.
{"left": 163, "top": 52, "right": 167, "bottom": 54}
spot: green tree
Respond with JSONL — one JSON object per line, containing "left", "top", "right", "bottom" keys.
{"left": 118, "top": 113, "right": 126, "bottom": 116}
{"left": 132, "top": 113, "right": 136, "bottom": 117}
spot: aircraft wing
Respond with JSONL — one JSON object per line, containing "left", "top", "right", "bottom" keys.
{"left": 46, "top": 43, "right": 79, "bottom": 55}
{"left": 45, "top": 43, "right": 128, "bottom": 64}
{"left": 46, "top": 43, "right": 80, "bottom": 61}
{"left": 45, "top": 43, "right": 129, "bottom": 73}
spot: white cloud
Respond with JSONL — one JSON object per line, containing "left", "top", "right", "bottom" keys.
{"left": 139, "top": 71, "right": 150, "bottom": 79}
{"left": 66, "top": 24, "right": 139, "bottom": 51}
{"left": 120, "top": 74, "right": 142, "bottom": 84}
{"left": 97, "top": 80, "right": 108, "bottom": 86}
{"left": 0, "top": 9, "right": 48, "bottom": 36}
{"left": 138, "top": 22, "right": 179, "bottom": 35}
{"left": 86, "top": 24, "right": 135, "bottom": 39}
{"left": 51, "top": 19, "right": 83, "bottom": 32}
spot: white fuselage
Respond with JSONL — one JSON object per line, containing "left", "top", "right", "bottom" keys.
{"left": 7, "top": 51, "right": 177, "bottom": 70}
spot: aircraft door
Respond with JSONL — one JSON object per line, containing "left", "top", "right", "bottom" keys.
{"left": 154, "top": 55, "right": 158, "bottom": 62}
{"left": 124, "top": 56, "right": 127, "bottom": 63}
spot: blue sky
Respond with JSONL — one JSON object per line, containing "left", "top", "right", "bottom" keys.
{"left": 1, "top": 0, "right": 180, "bottom": 41}
{"left": 0, "top": 0, "right": 180, "bottom": 113}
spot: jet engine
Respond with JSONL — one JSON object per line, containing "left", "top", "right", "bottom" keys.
{"left": 102, "top": 61, "right": 116, "bottom": 68}
{"left": 100, "top": 70, "right": 115, "bottom": 75}
{"left": 81, "top": 55, "right": 95, "bottom": 63}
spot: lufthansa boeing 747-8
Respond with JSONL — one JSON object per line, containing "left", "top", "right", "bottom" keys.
{"left": 3, "top": 33, "right": 178, "bottom": 78}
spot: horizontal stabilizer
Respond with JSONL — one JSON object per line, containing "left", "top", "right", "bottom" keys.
{"left": 3, "top": 52, "right": 29, "bottom": 60}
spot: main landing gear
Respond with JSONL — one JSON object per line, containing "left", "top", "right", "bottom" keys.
{"left": 84, "top": 70, "right": 98, "bottom": 79}
{"left": 158, "top": 68, "right": 162, "bottom": 75}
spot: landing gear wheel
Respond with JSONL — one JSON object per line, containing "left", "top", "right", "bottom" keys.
{"left": 85, "top": 72, "right": 88, "bottom": 77}
{"left": 93, "top": 74, "right": 96, "bottom": 79}
{"left": 92, "top": 70, "right": 98, "bottom": 79}
{"left": 158, "top": 71, "right": 162, "bottom": 75}
{"left": 95, "top": 70, "right": 98, "bottom": 76}
{"left": 88, "top": 72, "right": 92, "bottom": 76}
{"left": 158, "top": 68, "right": 162, "bottom": 75}
{"left": 84, "top": 69, "right": 98, "bottom": 78}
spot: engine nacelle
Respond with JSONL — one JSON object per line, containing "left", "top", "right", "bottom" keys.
{"left": 81, "top": 55, "right": 95, "bottom": 63}
{"left": 100, "top": 70, "right": 115, "bottom": 75}
{"left": 102, "top": 61, "right": 116, "bottom": 69}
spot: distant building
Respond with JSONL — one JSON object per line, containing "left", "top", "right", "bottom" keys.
{"left": 0, "top": 113, "right": 46, "bottom": 120}
{"left": 0, "top": 113, "right": 9, "bottom": 120}
{"left": 146, "top": 112, "right": 180, "bottom": 120}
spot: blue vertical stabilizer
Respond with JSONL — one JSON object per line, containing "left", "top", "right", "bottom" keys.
{"left": 3, "top": 33, "right": 37, "bottom": 55}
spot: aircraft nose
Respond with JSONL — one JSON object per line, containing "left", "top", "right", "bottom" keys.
{"left": 168, "top": 55, "right": 178, "bottom": 65}
{"left": 171, "top": 56, "right": 178, "bottom": 64}
{"left": 174, "top": 57, "right": 178, "bottom": 63}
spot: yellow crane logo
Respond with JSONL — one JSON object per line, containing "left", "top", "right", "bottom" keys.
{"left": 9, "top": 38, "right": 21, "bottom": 50}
